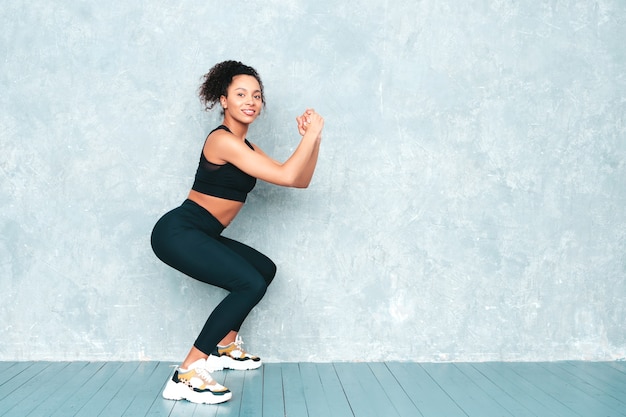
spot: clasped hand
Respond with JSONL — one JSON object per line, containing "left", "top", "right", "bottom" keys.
{"left": 296, "top": 109, "right": 324, "bottom": 137}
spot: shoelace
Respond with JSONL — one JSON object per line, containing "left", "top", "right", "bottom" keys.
{"left": 232, "top": 335, "right": 259, "bottom": 359}
{"left": 234, "top": 335, "right": 245, "bottom": 350}
{"left": 193, "top": 366, "right": 217, "bottom": 386}
{"left": 233, "top": 335, "right": 251, "bottom": 357}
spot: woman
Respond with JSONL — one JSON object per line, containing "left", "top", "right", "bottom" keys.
{"left": 151, "top": 60, "right": 324, "bottom": 405}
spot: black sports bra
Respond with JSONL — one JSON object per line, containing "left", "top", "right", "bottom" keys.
{"left": 191, "top": 125, "right": 257, "bottom": 202}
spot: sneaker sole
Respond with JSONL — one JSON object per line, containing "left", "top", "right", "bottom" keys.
{"left": 162, "top": 380, "right": 232, "bottom": 404}
{"left": 206, "top": 354, "right": 263, "bottom": 372}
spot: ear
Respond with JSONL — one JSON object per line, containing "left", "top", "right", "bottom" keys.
{"left": 220, "top": 95, "right": 227, "bottom": 109}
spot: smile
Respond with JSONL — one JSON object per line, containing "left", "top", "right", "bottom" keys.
{"left": 242, "top": 109, "right": 256, "bottom": 116}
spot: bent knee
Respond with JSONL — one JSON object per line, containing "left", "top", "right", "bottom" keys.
{"left": 236, "top": 275, "right": 268, "bottom": 303}
{"left": 264, "top": 262, "right": 277, "bottom": 286}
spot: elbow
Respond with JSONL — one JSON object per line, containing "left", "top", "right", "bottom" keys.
{"left": 290, "top": 173, "right": 312, "bottom": 188}
{"left": 281, "top": 164, "right": 314, "bottom": 188}
{"left": 287, "top": 178, "right": 310, "bottom": 189}
{"left": 282, "top": 170, "right": 310, "bottom": 188}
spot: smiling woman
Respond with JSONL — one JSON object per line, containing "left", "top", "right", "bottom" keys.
{"left": 150, "top": 60, "right": 324, "bottom": 405}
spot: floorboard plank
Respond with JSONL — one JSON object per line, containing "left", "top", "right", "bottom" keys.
{"left": 168, "top": 400, "right": 199, "bottom": 417}
{"left": 606, "top": 361, "right": 626, "bottom": 374}
{"left": 0, "top": 363, "right": 24, "bottom": 381}
{"left": 369, "top": 363, "right": 423, "bottom": 417}
{"left": 25, "top": 362, "right": 103, "bottom": 417}
{"left": 72, "top": 362, "right": 139, "bottom": 417}
{"left": 569, "top": 360, "right": 626, "bottom": 398}
{"left": 597, "top": 362, "right": 626, "bottom": 391}
{"left": 298, "top": 363, "right": 333, "bottom": 417}
{"left": 122, "top": 362, "right": 175, "bottom": 417}
{"left": 334, "top": 362, "right": 401, "bottom": 417}
{"left": 509, "top": 363, "right": 614, "bottom": 417}
{"left": 281, "top": 363, "right": 308, "bottom": 417}
{"left": 332, "top": 362, "right": 375, "bottom": 417}
{"left": 316, "top": 363, "right": 354, "bottom": 417}
{"left": 573, "top": 362, "right": 626, "bottom": 384}
{"left": 0, "top": 362, "right": 47, "bottom": 402}
{"left": 545, "top": 362, "right": 626, "bottom": 416}
{"left": 355, "top": 363, "right": 404, "bottom": 417}
{"left": 421, "top": 362, "right": 515, "bottom": 417}
{"left": 385, "top": 362, "right": 465, "bottom": 417}
{"left": 455, "top": 363, "right": 537, "bottom": 417}
{"left": 580, "top": 362, "right": 626, "bottom": 405}
{"left": 99, "top": 362, "right": 160, "bottom": 417}
{"left": 0, "top": 362, "right": 71, "bottom": 417}
{"left": 239, "top": 369, "right": 264, "bottom": 417}
{"left": 476, "top": 362, "right": 573, "bottom": 417}
{"left": 262, "top": 363, "right": 284, "bottom": 417}
{"left": 47, "top": 362, "right": 123, "bottom": 417}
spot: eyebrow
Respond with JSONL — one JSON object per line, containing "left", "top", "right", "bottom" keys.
{"left": 234, "top": 87, "right": 262, "bottom": 94}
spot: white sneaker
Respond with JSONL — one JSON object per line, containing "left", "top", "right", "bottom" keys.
{"left": 206, "top": 335, "right": 263, "bottom": 371}
{"left": 162, "top": 358, "right": 232, "bottom": 404}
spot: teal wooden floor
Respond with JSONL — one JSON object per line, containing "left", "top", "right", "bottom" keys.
{"left": 1, "top": 361, "right": 625, "bottom": 417}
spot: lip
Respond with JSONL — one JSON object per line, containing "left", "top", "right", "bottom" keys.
{"left": 242, "top": 109, "right": 256, "bottom": 116}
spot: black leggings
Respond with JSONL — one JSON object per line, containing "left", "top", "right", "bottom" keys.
{"left": 151, "top": 199, "right": 276, "bottom": 354}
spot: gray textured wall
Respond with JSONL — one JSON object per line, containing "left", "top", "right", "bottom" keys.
{"left": 1, "top": 0, "right": 625, "bottom": 362}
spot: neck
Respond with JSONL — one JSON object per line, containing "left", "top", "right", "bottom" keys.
{"left": 222, "top": 117, "right": 249, "bottom": 140}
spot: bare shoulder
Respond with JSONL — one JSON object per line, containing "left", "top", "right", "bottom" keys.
{"left": 207, "top": 127, "right": 236, "bottom": 144}
{"left": 203, "top": 129, "right": 238, "bottom": 163}
{"left": 204, "top": 128, "right": 257, "bottom": 164}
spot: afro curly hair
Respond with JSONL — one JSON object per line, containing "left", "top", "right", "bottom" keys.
{"left": 198, "top": 60, "right": 265, "bottom": 112}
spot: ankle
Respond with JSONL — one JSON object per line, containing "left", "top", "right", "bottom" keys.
{"left": 181, "top": 357, "right": 207, "bottom": 370}
{"left": 218, "top": 331, "right": 238, "bottom": 347}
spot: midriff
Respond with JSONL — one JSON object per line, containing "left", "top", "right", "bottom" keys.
{"left": 187, "top": 190, "right": 244, "bottom": 227}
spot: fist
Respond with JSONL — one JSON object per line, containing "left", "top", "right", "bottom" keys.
{"left": 296, "top": 108, "right": 323, "bottom": 136}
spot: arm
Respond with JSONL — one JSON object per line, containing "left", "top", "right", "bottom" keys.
{"left": 210, "top": 110, "right": 324, "bottom": 188}
{"left": 283, "top": 109, "right": 323, "bottom": 187}
{"left": 289, "top": 109, "right": 322, "bottom": 188}
{"left": 292, "top": 131, "right": 321, "bottom": 188}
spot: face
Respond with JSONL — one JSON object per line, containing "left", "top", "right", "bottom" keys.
{"left": 220, "top": 74, "right": 263, "bottom": 125}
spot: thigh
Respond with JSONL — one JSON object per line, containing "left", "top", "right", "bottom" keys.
{"left": 154, "top": 224, "right": 262, "bottom": 292}
{"left": 218, "top": 236, "right": 277, "bottom": 285}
